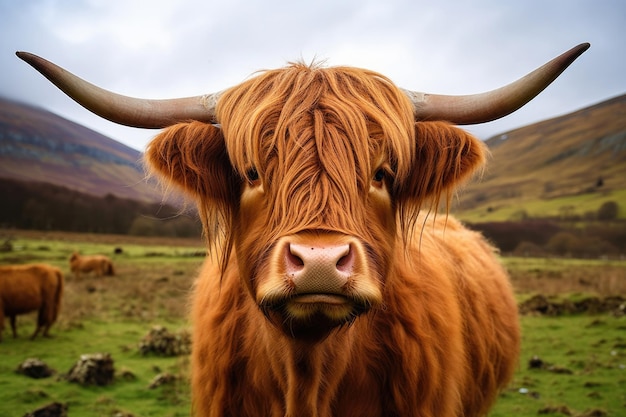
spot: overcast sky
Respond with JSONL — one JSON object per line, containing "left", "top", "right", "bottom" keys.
{"left": 1, "top": 0, "right": 624, "bottom": 151}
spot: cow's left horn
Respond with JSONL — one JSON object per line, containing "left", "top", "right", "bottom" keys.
{"left": 404, "top": 43, "right": 590, "bottom": 125}
{"left": 16, "top": 51, "right": 220, "bottom": 128}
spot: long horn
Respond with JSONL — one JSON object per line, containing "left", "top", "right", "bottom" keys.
{"left": 404, "top": 43, "right": 590, "bottom": 125}
{"left": 16, "top": 51, "right": 220, "bottom": 128}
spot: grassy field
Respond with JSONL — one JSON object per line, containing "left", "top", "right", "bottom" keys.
{"left": 0, "top": 230, "right": 202, "bottom": 417}
{"left": 493, "top": 257, "right": 626, "bottom": 416}
{"left": 456, "top": 188, "right": 626, "bottom": 223}
{"left": 490, "top": 315, "right": 626, "bottom": 417}
{"left": 0, "top": 230, "right": 625, "bottom": 416}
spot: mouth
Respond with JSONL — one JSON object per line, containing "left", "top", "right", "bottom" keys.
{"left": 260, "top": 291, "right": 365, "bottom": 314}
{"left": 291, "top": 293, "right": 349, "bottom": 305}
{"left": 285, "top": 293, "right": 355, "bottom": 320}
{"left": 259, "top": 292, "right": 372, "bottom": 340}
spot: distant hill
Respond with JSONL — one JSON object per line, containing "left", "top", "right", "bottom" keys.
{"left": 0, "top": 97, "right": 162, "bottom": 202}
{"left": 454, "top": 94, "right": 626, "bottom": 222}
{"left": 0, "top": 97, "right": 200, "bottom": 237}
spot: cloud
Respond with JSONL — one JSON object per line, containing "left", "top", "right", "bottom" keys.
{"left": 1, "top": 0, "right": 624, "bottom": 150}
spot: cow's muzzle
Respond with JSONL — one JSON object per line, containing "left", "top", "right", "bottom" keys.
{"left": 257, "top": 233, "right": 382, "bottom": 339}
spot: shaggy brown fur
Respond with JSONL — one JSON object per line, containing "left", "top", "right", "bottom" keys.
{"left": 146, "top": 62, "right": 520, "bottom": 417}
{"left": 0, "top": 263, "right": 64, "bottom": 341}
{"left": 69, "top": 252, "right": 115, "bottom": 279}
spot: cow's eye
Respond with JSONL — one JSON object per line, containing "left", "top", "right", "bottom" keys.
{"left": 246, "top": 167, "right": 260, "bottom": 183}
{"left": 373, "top": 168, "right": 385, "bottom": 183}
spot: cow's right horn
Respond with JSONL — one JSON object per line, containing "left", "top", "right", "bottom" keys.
{"left": 404, "top": 43, "right": 590, "bottom": 125}
{"left": 16, "top": 51, "right": 220, "bottom": 128}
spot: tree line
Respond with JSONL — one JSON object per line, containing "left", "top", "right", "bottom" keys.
{"left": 0, "top": 178, "right": 201, "bottom": 237}
{"left": 468, "top": 214, "right": 626, "bottom": 258}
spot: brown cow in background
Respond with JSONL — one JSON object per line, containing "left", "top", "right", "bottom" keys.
{"left": 69, "top": 252, "right": 115, "bottom": 279}
{"left": 0, "top": 263, "right": 64, "bottom": 341}
{"left": 18, "top": 44, "right": 589, "bottom": 416}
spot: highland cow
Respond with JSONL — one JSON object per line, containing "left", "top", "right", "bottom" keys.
{"left": 0, "top": 263, "right": 64, "bottom": 341}
{"left": 69, "top": 252, "right": 115, "bottom": 279}
{"left": 18, "top": 43, "right": 589, "bottom": 416}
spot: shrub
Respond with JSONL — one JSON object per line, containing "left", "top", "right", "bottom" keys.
{"left": 513, "top": 241, "right": 546, "bottom": 257}
{"left": 546, "top": 231, "right": 583, "bottom": 256}
{"left": 597, "top": 201, "right": 619, "bottom": 221}
{"left": 544, "top": 232, "right": 617, "bottom": 258}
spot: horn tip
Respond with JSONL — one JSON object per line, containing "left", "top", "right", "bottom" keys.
{"left": 15, "top": 51, "right": 38, "bottom": 64}
{"left": 577, "top": 42, "right": 591, "bottom": 52}
{"left": 565, "top": 42, "right": 591, "bottom": 64}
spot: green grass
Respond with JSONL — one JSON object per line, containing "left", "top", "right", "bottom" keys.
{"left": 0, "top": 231, "right": 201, "bottom": 416}
{"left": 502, "top": 256, "right": 626, "bottom": 272}
{"left": 2, "top": 231, "right": 626, "bottom": 416}
{"left": 6, "top": 310, "right": 624, "bottom": 417}
{"left": 490, "top": 315, "right": 626, "bottom": 416}
{"left": 0, "top": 320, "right": 191, "bottom": 417}
{"left": 457, "top": 188, "right": 626, "bottom": 223}
{"left": 1, "top": 234, "right": 205, "bottom": 269}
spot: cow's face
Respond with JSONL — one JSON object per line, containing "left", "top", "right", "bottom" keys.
{"left": 147, "top": 64, "right": 485, "bottom": 340}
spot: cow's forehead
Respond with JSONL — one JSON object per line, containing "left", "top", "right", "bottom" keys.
{"left": 216, "top": 62, "right": 415, "bottom": 178}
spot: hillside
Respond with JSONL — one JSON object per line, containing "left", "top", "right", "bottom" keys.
{"left": 0, "top": 97, "right": 162, "bottom": 202}
{"left": 454, "top": 94, "right": 626, "bottom": 222}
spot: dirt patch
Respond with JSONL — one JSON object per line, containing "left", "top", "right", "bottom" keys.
{"left": 518, "top": 294, "right": 626, "bottom": 316}
{"left": 16, "top": 358, "right": 55, "bottom": 379}
{"left": 578, "top": 410, "right": 608, "bottom": 417}
{"left": 537, "top": 405, "right": 608, "bottom": 417}
{"left": 66, "top": 353, "right": 115, "bottom": 386}
{"left": 527, "top": 355, "right": 573, "bottom": 374}
{"left": 139, "top": 326, "right": 191, "bottom": 357}
{"left": 23, "top": 402, "right": 68, "bottom": 417}
{"left": 538, "top": 405, "right": 573, "bottom": 415}
{"left": 148, "top": 372, "right": 178, "bottom": 389}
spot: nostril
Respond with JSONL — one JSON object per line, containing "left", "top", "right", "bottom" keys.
{"left": 335, "top": 245, "right": 354, "bottom": 273}
{"left": 285, "top": 246, "right": 305, "bottom": 275}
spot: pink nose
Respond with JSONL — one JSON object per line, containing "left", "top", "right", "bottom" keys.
{"left": 285, "top": 243, "right": 354, "bottom": 294}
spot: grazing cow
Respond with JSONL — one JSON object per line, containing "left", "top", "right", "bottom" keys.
{"left": 18, "top": 43, "right": 589, "bottom": 416}
{"left": 69, "top": 252, "right": 115, "bottom": 279}
{"left": 0, "top": 263, "right": 64, "bottom": 341}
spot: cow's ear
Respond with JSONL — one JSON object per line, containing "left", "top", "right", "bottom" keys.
{"left": 145, "top": 121, "right": 238, "bottom": 202}
{"left": 396, "top": 121, "right": 486, "bottom": 210}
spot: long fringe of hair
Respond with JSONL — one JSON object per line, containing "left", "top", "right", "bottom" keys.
{"left": 215, "top": 62, "right": 417, "bottom": 239}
